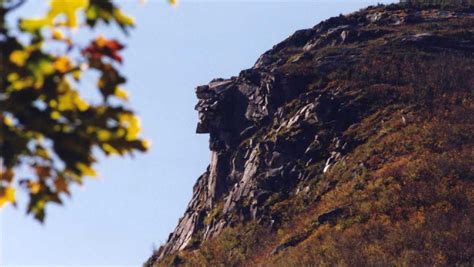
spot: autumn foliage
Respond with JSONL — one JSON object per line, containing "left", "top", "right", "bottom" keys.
{"left": 0, "top": 0, "right": 149, "bottom": 222}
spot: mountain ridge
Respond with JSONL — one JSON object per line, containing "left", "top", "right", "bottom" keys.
{"left": 147, "top": 3, "right": 474, "bottom": 266}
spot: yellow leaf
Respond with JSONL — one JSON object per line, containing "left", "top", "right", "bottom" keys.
{"left": 57, "top": 78, "right": 71, "bottom": 93}
{"left": 71, "top": 69, "right": 81, "bottom": 81}
{"left": 53, "top": 56, "right": 72, "bottom": 73}
{"left": 20, "top": 17, "right": 51, "bottom": 32}
{"left": 95, "top": 35, "right": 107, "bottom": 47}
{"left": 97, "top": 130, "right": 112, "bottom": 141}
{"left": 169, "top": 0, "right": 177, "bottom": 6}
{"left": 29, "top": 182, "right": 41, "bottom": 194}
{"left": 85, "top": 5, "right": 98, "bottom": 21}
{"left": 38, "top": 59, "right": 55, "bottom": 76}
{"left": 8, "top": 74, "right": 34, "bottom": 91}
{"left": 52, "top": 29, "right": 65, "bottom": 40}
{"left": 48, "top": 0, "right": 89, "bottom": 28}
{"left": 33, "top": 77, "right": 44, "bottom": 89}
{"left": 116, "top": 128, "right": 126, "bottom": 137}
{"left": 113, "top": 9, "right": 135, "bottom": 26}
{"left": 62, "top": 125, "right": 72, "bottom": 133}
{"left": 114, "top": 87, "right": 129, "bottom": 100}
{"left": 76, "top": 163, "right": 97, "bottom": 177}
{"left": 75, "top": 97, "right": 89, "bottom": 112}
{"left": 36, "top": 148, "right": 49, "bottom": 159}
{"left": 56, "top": 82, "right": 89, "bottom": 111}
{"left": 141, "top": 139, "right": 151, "bottom": 150}
{"left": 57, "top": 93, "right": 75, "bottom": 111}
{"left": 119, "top": 113, "right": 141, "bottom": 140}
{"left": 102, "top": 143, "right": 120, "bottom": 155}
{"left": 49, "top": 99, "right": 58, "bottom": 108}
{"left": 7, "top": 73, "right": 19, "bottom": 82}
{"left": 3, "top": 116, "right": 14, "bottom": 127}
{"left": 10, "top": 50, "right": 29, "bottom": 66}
{"left": 0, "top": 187, "right": 16, "bottom": 208}
{"left": 50, "top": 111, "right": 61, "bottom": 120}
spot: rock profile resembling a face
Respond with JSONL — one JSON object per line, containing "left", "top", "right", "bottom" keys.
{"left": 147, "top": 3, "right": 474, "bottom": 266}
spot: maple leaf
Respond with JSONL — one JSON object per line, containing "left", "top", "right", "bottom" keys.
{"left": 83, "top": 36, "right": 125, "bottom": 63}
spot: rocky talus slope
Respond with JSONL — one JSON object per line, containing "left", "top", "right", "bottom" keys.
{"left": 147, "top": 3, "right": 474, "bottom": 266}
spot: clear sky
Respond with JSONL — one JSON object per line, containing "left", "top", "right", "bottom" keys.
{"left": 1, "top": 0, "right": 393, "bottom": 266}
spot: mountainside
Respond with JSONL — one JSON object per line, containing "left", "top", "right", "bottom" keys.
{"left": 147, "top": 3, "right": 474, "bottom": 266}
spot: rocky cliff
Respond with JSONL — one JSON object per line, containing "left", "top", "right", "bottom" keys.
{"left": 147, "top": 3, "right": 474, "bottom": 266}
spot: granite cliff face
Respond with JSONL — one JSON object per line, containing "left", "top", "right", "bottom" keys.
{"left": 148, "top": 3, "right": 474, "bottom": 266}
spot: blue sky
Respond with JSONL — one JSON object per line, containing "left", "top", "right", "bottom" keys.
{"left": 1, "top": 0, "right": 393, "bottom": 266}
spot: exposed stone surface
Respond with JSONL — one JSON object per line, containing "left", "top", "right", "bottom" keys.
{"left": 148, "top": 3, "right": 474, "bottom": 264}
